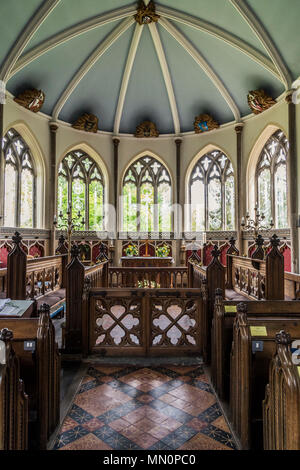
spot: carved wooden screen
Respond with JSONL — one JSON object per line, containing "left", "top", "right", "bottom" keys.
{"left": 89, "top": 289, "right": 202, "bottom": 356}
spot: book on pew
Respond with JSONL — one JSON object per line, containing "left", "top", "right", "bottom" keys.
{"left": 0, "top": 300, "right": 34, "bottom": 317}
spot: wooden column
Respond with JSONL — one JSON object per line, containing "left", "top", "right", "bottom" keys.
{"left": 113, "top": 138, "right": 120, "bottom": 208}
{"left": 0, "top": 103, "right": 4, "bottom": 225}
{"left": 235, "top": 124, "right": 244, "bottom": 254}
{"left": 175, "top": 139, "right": 182, "bottom": 250}
{"left": 49, "top": 123, "right": 58, "bottom": 255}
{"left": 286, "top": 92, "right": 299, "bottom": 273}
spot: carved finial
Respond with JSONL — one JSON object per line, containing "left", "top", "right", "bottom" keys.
{"left": 12, "top": 231, "right": 22, "bottom": 245}
{"left": 39, "top": 303, "right": 50, "bottom": 316}
{"left": 255, "top": 234, "right": 264, "bottom": 247}
{"left": 275, "top": 330, "right": 292, "bottom": 345}
{"left": 270, "top": 233, "right": 280, "bottom": 249}
{"left": 58, "top": 234, "right": 65, "bottom": 245}
{"left": 71, "top": 244, "right": 80, "bottom": 259}
{"left": 229, "top": 237, "right": 236, "bottom": 247}
{"left": 134, "top": 1, "right": 160, "bottom": 25}
{"left": 211, "top": 245, "right": 221, "bottom": 259}
{"left": 215, "top": 288, "right": 223, "bottom": 297}
{"left": 237, "top": 302, "right": 247, "bottom": 313}
{"left": 0, "top": 328, "right": 13, "bottom": 342}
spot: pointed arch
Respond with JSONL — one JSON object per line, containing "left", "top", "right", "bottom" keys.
{"left": 120, "top": 151, "right": 174, "bottom": 233}
{"left": 3, "top": 120, "right": 46, "bottom": 228}
{"left": 186, "top": 144, "right": 236, "bottom": 232}
{"left": 246, "top": 124, "right": 289, "bottom": 228}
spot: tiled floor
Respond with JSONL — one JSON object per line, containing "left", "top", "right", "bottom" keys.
{"left": 54, "top": 364, "right": 236, "bottom": 451}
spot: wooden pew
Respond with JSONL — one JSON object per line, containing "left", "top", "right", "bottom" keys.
{"left": 211, "top": 292, "right": 300, "bottom": 401}
{"left": 263, "top": 330, "right": 300, "bottom": 450}
{"left": 0, "top": 304, "right": 60, "bottom": 449}
{"left": 226, "top": 234, "right": 284, "bottom": 301}
{"left": 230, "top": 305, "right": 300, "bottom": 449}
{"left": 65, "top": 244, "right": 109, "bottom": 354}
{"left": 0, "top": 328, "right": 28, "bottom": 450}
{"left": 188, "top": 245, "right": 225, "bottom": 361}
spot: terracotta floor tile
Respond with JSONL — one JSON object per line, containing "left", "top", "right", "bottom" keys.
{"left": 212, "top": 416, "right": 231, "bottom": 433}
{"left": 159, "top": 393, "right": 178, "bottom": 404}
{"left": 161, "top": 417, "right": 182, "bottom": 431}
{"left": 82, "top": 418, "right": 104, "bottom": 432}
{"left": 179, "top": 433, "right": 233, "bottom": 451}
{"left": 59, "top": 433, "right": 112, "bottom": 451}
{"left": 137, "top": 394, "right": 154, "bottom": 404}
{"left": 148, "top": 424, "right": 171, "bottom": 440}
{"left": 60, "top": 417, "right": 78, "bottom": 433}
{"left": 134, "top": 417, "right": 157, "bottom": 432}
{"left": 187, "top": 418, "right": 208, "bottom": 431}
{"left": 109, "top": 418, "right": 131, "bottom": 432}
{"left": 120, "top": 425, "right": 142, "bottom": 440}
{"left": 132, "top": 432, "right": 158, "bottom": 449}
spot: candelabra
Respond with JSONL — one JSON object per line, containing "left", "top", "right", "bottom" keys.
{"left": 241, "top": 204, "right": 274, "bottom": 239}
{"left": 53, "top": 203, "right": 85, "bottom": 263}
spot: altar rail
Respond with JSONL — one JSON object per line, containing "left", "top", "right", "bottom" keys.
{"left": 226, "top": 235, "right": 284, "bottom": 300}
{"left": 65, "top": 246, "right": 109, "bottom": 353}
{"left": 109, "top": 267, "right": 188, "bottom": 288}
{"left": 0, "top": 328, "right": 28, "bottom": 450}
{"left": 263, "top": 331, "right": 300, "bottom": 450}
{"left": 0, "top": 268, "right": 6, "bottom": 297}
{"left": 84, "top": 288, "right": 205, "bottom": 357}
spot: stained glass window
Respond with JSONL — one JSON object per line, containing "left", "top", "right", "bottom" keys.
{"left": 2, "top": 128, "right": 35, "bottom": 227}
{"left": 57, "top": 150, "right": 104, "bottom": 231}
{"left": 256, "top": 130, "right": 288, "bottom": 228}
{"left": 190, "top": 150, "right": 235, "bottom": 231}
{"left": 122, "top": 156, "right": 172, "bottom": 232}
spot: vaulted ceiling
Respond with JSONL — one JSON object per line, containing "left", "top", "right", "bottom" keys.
{"left": 1, "top": 0, "right": 299, "bottom": 135}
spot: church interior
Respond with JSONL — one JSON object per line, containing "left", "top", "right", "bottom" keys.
{"left": 1, "top": 0, "right": 300, "bottom": 453}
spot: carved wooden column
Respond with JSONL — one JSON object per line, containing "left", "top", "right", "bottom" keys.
{"left": 235, "top": 124, "right": 244, "bottom": 254}
{"left": 286, "top": 92, "right": 299, "bottom": 273}
{"left": 49, "top": 123, "right": 58, "bottom": 255}
{"left": 0, "top": 103, "right": 4, "bottom": 225}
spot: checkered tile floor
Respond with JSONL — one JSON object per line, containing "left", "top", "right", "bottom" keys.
{"left": 54, "top": 365, "right": 236, "bottom": 450}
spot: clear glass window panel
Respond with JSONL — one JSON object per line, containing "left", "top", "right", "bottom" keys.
{"left": 57, "top": 175, "right": 68, "bottom": 216}
{"left": 258, "top": 169, "right": 272, "bottom": 224}
{"left": 72, "top": 179, "right": 85, "bottom": 230}
{"left": 140, "top": 183, "right": 154, "bottom": 232}
{"left": 274, "top": 164, "right": 288, "bottom": 228}
{"left": 123, "top": 182, "right": 137, "bottom": 232}
{"left": 191, "top": 180, "right": 205, "bottom": 231}
{"left": 20, "top": 168, "right": 33, "bottom": 228}
{"left": 208, "top": 178, "right": 222, "bottom": 231}
{"left": 225, "top": 176, "right": 235, "bottom": 230}
{"left": 89, "top": 181, "right": 104, "bottom": 231}
{"left": 158, "top": 182, "right": 171, "bottom": 232}
{"left": 4, "top": 164, "right": 16, "bottom": 227}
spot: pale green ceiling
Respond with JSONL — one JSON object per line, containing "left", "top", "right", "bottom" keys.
{"left": 1, "top": 0, "right": 299, "bottom": 135}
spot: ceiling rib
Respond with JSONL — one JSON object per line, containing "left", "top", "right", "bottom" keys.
{"left": 229, "top": 0, "right": 292, "bottom": 88}
{"left": 157, "top": 5, "right": 280, "bottom": 81}
{"left": 114, "top": 24, "right": 143, "bottom": 135}
{"left": 1, "top": 0, "right": 61, "bottom": 82}
{"left": 52, "top": 17, "right": 133, "bottom": 121}
{"left": 10, "top": 5, "right": 136, "bottom": 79}
{"left": 149, "top": 23, "right": 181, "bottom": 135}
{"left": 160, "top": 17, "right": 241, "bottom": 122}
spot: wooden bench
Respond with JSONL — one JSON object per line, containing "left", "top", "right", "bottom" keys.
{"left": 0, "top": 304, "right": 60, "bottom": 449}
{"left": 226, "top": 234, "right": 284, "bottom": 301}
{"left": 263, "top": 330, "right": 300, "bottom": 450}
{"left": 65, "top": 244, "right": 109, "bottom": 354}
{"left": 230, "top": 305, "right": 300, "bottom": 449}
{"left": 0, "top": 328, "right": 28, "bottom": 450}
{"left": 5, "top": 232, "right": 67, "bottom": 315}
{"left": 211, "top": 292, "right": 300, "bottom": 401}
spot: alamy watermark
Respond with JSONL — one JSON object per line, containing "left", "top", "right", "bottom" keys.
{"left": 0, "top": 80, "right": 6, "bottom": 104}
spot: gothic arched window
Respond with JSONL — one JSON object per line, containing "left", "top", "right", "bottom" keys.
{"left": 57, "top": 150, "right": 105, "bottom": 231}
{"left": 2, "top": 128, "right": 36, "bottom": 228}
{"left": 122, "top": 156, "right": 172, "bottom": 232}
{"left": 256, "top": 130, "right": 288, "bottom": 228}
{"left": 190, "top": 150, "right": 235, "bottom": 231}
